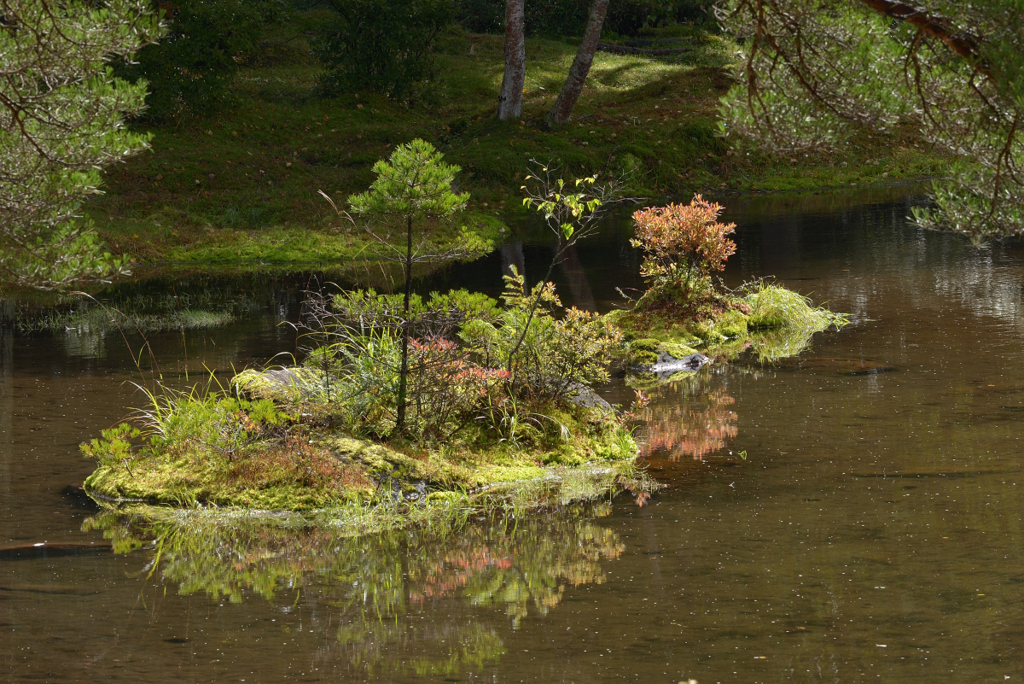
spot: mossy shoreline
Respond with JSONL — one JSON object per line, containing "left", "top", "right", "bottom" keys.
{"left": 610, "top": 282, "right": 847, "bottom": 386}
{"left": 80, "top": 282, "right": 841, "bottom": 532}
{"left": 82, "top": 370, "right": 649, "bottom": 534}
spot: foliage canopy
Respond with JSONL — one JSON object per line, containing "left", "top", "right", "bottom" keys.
{"left": 718, "top": 0, "right": 1024, "bottom": 241}
{"left": 119, "top": 0, "right": 277, "bottom": 121}
{"left": 0, "top": 0, "right": 161, "bottom": 287}
{"left": 314, "top": 0, "right": 455, "bottom": 99}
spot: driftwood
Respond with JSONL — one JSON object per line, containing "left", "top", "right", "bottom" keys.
{"left": 597, "top": 42, "right": 692, "bottom": 55}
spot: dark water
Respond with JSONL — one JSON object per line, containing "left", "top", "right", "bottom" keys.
{"left": 5, "top": 188, "right": 1024, "bottom": 682}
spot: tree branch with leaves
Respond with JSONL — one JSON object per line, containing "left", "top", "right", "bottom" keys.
{"left": 718, "top": 0, "right": 1024, "bottom": 241}
{"left": 505, "top": 162, "right": 626, "bottom": 378}
{"left": 0, "top": 0, "right": 162, "bottom": 288}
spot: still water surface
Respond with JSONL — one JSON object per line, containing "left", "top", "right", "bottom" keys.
{"left": 3, "top": 190, "right": 1024, "bottom": 682}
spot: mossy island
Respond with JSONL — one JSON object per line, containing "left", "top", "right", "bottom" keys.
{"left": 82, "top": 143, "right": 845, "bottom": 532}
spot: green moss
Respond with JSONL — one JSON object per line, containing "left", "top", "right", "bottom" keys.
{"left": 630, "top": 338, "right": 661, "bottom": 353}
{"left": 608, "top": 283, "right": 847, "bottom": 380}
{"left": 324, "top": 436, "right": 434, "bottom": 485}
{"left": 715, "top": 309, "right": 749, "bottom": 337}
{"left": 84, "top": 450, "right": 370, "bottom": 511}
{"left": 83, "top": 408, "right": 641, "bottom": 521}
{"left": 625, "top": 347, "right": 659, "bottom": 366}
{"left": 660, "top": 341, "right": 698, "bottom": 359}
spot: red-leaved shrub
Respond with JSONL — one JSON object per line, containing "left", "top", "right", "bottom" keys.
{"left": 631, "top": 195, "right": 737, "bottom": 312}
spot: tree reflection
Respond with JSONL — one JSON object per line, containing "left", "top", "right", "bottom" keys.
{"left": 83, "top": 500, "right": 623, "bottom": 676}
{"left": 638, "top": 370, "right": 738, "bottom": 461}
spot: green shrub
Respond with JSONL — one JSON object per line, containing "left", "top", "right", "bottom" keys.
{"left": 121, "top": 0, "right": 278, "bottom": 121}
{"left": 460, "top": 269, "right": 622, "bottom": 399}
{"left": 304, "top": 288, "right": 506, "bottom": 442}
{"left": 314, "top": 0, "right": 456, "bottom": 99}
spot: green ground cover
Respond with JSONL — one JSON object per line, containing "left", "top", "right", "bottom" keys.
{"left": 611, "top": 282, "right": 847, "bottom": 387}
{"left": 88, "top": 22, "right": 946, "bottom": 271}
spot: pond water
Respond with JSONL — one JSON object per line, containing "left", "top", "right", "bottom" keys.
{"left": 4, "top": 188, "right": 1024, "bottom": 682}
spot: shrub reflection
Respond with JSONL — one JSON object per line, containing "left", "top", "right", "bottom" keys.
{"left": 638, "top": 370, "right": 738, "bottom": 461}
{"left": 83, "top": 501, "right": 623, "bottom": 676}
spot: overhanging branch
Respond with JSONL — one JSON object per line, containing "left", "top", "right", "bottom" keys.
{"left": 856, "top": 0, "right": 988, "bottom": 74}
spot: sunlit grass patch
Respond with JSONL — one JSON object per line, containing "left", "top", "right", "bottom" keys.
{"left": 84, "top": 17, "right": 946, "bottom": 272}
{"left": 744, "top": 282, "right": 846, "bottom": 331}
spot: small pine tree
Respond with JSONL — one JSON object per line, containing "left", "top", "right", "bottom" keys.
{"left": 343, "top": 139, "right": 473, "bottom": 433}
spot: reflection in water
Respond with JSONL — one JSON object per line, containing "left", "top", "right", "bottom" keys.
{"left": 638, "top": 369, "right": 739, "bottom": 461}
{"left": 83, "top": 501, "right": 623, "bottom": 677}
{"left": 13, "top": 190, "right": 1024, "bottom": 682}
{"left": 559, "top": 245, "right": 597, "bottom": 312}
{"left": 1, "top": 300, "right": 12, "bottom": 523}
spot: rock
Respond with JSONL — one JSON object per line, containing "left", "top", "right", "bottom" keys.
{"left": 631, "top": 351, "right": 711, "bottom": 378}
{"left": 566, "top": 382, "right": 615, "bottom": 414}
{"left": 650, "top": 352, "right": 710, "bottom": 374}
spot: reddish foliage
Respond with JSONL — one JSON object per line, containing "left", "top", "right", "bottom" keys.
{"left": 407, "top": 337, "right": 512, "bottom": 439}
{"left": 641, "top": 388, "right": 738, "bottom": 461}
{"left": 631, "top": 195, "right": 737, "bottom": 277}
{"left": 229, "top": 436, "right": 371, "bottom": 491}
{"left": 631, "top": 195, "right": 737, "bottom": 313}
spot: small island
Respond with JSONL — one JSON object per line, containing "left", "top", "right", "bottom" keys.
{"left": 82, "top": 142, "right": 844, "bottom": 531}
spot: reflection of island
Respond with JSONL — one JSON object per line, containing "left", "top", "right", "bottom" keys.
{"left": 83, "top": 501, "right": 623, "bottom": 676}
{"left": 638, "top": 371, "right": 738, "bottom": 461}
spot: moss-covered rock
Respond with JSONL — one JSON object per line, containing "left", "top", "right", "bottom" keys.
{"left": 608, "top": 284, "right": 847, "bottom": 383}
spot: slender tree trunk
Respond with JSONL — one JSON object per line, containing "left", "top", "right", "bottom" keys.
{"left": 396, "top": 214, "right": 413, "bottom": 432}
{"left": 545, "top": 0, "right": 610, "bottom": 128}
{"left": 497, "top": 0, "right": 526, "bottom": 120}
{"left": 505, "top": 236, "right": 564, "bottom": 375}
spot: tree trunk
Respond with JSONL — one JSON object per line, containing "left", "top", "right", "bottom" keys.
{"left": 497, "top": 0, "right": 526, "bottom": 120}
{"left": 396, "top": 214, "right": 413, "bottom": 433}
{"left": 545, "top": 0, "right": 610, "bottom": 128}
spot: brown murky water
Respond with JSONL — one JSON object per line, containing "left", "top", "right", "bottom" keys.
{"left": 4, "top": 189, "right": 1024, "bottom": 682}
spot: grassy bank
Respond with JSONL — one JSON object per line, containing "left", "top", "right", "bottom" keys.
{"left": 88, "top": 22, "right": 946, "bottom": 271}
